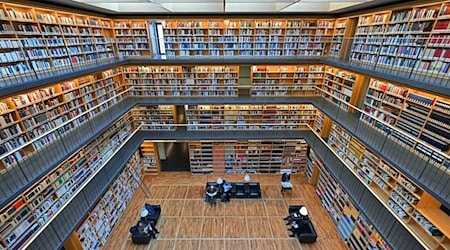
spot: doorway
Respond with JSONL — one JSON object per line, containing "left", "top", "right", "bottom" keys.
{"left": 160, "top": 142, "right": 190, "bottom": 171}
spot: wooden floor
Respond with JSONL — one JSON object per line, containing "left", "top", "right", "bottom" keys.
{"left": 104, "top": 172, "right": 346, "bottom": 250}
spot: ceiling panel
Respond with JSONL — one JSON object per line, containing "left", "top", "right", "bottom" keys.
{"left": 52, "top": 0, "right": 389, "bottom": 13}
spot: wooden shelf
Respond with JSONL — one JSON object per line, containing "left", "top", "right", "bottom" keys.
{"left": 186, "top": 104, "right": 316, "bottom": 130}
{"left": 360, "top": 78, "right": 450, "bottom": 167}
{"left": 161, "top": 19, "right": 346, "bottom": 57}
{"left": 124, "top": 65, "right": 239, "bottom": 97}
{"left": 76, "top": 151, "right": 141, "bottom": 249}
{"left": 140, "top": 140, "right": 160, "bottom": 175}
{"left": 0, "top": 111, "right": 133, "bottom": 249}
{"left": 250, "top": 65, "right": 324, "bottom": 96}
{"left": 322, "top": 66, "right": 361, "bottom": 111}
{"left": 350, "top": 2, "right": 450, "bottom": 76}
{"left": 189, "top": 140, "right": 307, "bottom": 174}
{"left": 316, "top": 164, "right": 391, "bottom": 249}
{"left": 131, "top": 105, "right": 175, "bottom": 130}
{"left": 328, "top": 121, "right": 449, "bottom": 249}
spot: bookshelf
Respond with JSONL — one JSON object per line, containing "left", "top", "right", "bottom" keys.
{"left": 0, "top": 67, "right": 123, "bottom": 171}
{"left": 305, "top": 148, "right": 323, "bottom": 185}
{"left": 330, "top": 18, "right": 348, "bottom": 58}
{"left": 350, "top": 2, "right": 450, "bottom": 76}
{"left": 360, "top": 78, "right": 450, "bottom": 167}
{"left": 0, "top": 2, "right": 115, "bottom": 77}
{"left": 321, "top": 66, "right": 363, "bottom": 111}
{"left": 351, "top": 11, "right": 390, "bottom": 64}
{"left": 131, "top": 105, "right": 175, "bottom": 130}
{"left": 328, "top": 122, "right": 450, "bottom": 249}
{"left": 250, "top": 65, "right": 324, "bottom": 96}
{"left": 185, "top": 104, "right": 316, "bottom": 130}
{"left": 76, "top": 151, "right": 141, "bottom": 249}
{"left": 160, "top": 19, "right": 345, "bottom": 57}
{"left": 114, "top": 20, "right": 151, "bottom": 56}
{"left": 315, "top": 161, "right": 391, "bottom": 249}
{"left": 123, "top": 65, "right": 239, "bottom": 97}
{"left": 188, "top": 140, "right": 308, "bottom": 174}
{"left": 0, "top": 111, "right": 133, "bottom": 250}
{"left": 140, "top": 141, "right": 160, "bottom": 175}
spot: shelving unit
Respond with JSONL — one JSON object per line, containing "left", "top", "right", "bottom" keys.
{"left": 114, "top": 20, "right": 151, "bottom": 56}
{"left": 321, "top": 66, "right": 362, "bottom": 111}
{"left": 76, "top": 151, "right": 141, "bottom": 249}
{"left": 139, "top": 141, "right": 160, "bottom": 175}
{"left": 306, "top": 148, "right": 323, "bottom": 185}
{"left": 185, "top": 104, "right": 316, "bottom": 130}
{"left": 131, "top": 105, "right": 175, "bottom": 130}
{"left": 350, "top": 2, "right": 450, "bottom": 76}
{"left": 123, "top": 65, "right": 239, "bottom": 97}
{"left": 0, "top": 67, "right": 123, "bottom": 170}
{"left": 0, "top": 2, "right": 115, "bottom": 77}
{"left": 328, "top": 122, "right": 450, "bottom": 249}
{"left": 188, "top": 140, "right": 307, "bottom": 174}
{"left": 360, "top": 78, "right": 450, "bottom": 167}
{"left": 161, "top": 19, "right": 343, "bottom": 57}
{"left": 250, "top": 65, "right": 324, "bottom": 96}
{"left": 316, "top": 162, "right": 391, "bottom": 250}
{"left": 330, "top": 18, "right": 348, "bottom": 58}
{"left": 0, "top": 111, "right": 133, "bottom": 250}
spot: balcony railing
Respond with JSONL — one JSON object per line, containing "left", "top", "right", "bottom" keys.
{"left": 0, "top": 83, "right": 448, "bottom": 250}
{"left": 0, "top": 37, "right": 449, "bottom": 91}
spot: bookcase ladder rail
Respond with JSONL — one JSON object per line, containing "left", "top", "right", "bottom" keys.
{"left": 18, "top": 120, "right": 142, "bottom": 250}
{"left": 0, "top": 86, "right": 131, "bottom": 173}
{"left": 314, "top": 85, "right": 450, "bottom": 172}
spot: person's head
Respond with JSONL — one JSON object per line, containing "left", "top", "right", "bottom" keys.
{"left": 299, "top": 206, "right": 308, "bottom": 216}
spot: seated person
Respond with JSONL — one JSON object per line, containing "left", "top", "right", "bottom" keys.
{"left": 299, "top": 206, "right": 309, "bottom": 221}
{"left": 221, "top": 181, "right": 232, "bottom": 203}
{"left": 141, "top": 221, "right": 159, "bottom": 239}
{"left": 283, "top": 206, "right": 304, "bottom": 225}
{"left": 206, "top": 185, "right": 218, "bottom": 206}
{"left": 288, "top": 220, "right": 301, "bottom": 237}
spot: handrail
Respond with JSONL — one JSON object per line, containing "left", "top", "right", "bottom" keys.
{"left": 314, "top": 86, "right": 450, "bottom": 165}
{"left": 19, "top": 123, "right": 143, "bottom": 250}
{"left": 304, "top": 123, "right": 430, "bottom": 250}
{"left": 1, "top": 85, "right": 448, "bottom": 176}
{"left": 0, "top": 36, "right": 449, "bottom": 89}
{"left": 0, "top": 86, "right": 132, "bottom": 170}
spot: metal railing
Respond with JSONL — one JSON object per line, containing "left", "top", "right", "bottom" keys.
{"left": 0, "top": 84, "right": 448, "bottom": 249}
{"left": 0, "top": 36, "right": 449, "bottom": 90}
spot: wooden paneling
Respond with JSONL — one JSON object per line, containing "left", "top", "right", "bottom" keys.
{"left": 103, "top": 172, "right": 346, "bottom": 250}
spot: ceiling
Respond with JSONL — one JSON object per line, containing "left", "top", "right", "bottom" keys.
{"left": 34, "top": 0, "right": 408, "bottom": 15}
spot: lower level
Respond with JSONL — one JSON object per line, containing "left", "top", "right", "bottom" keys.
{"left": 102, "top": 172, "right": 346, "bottom": 250}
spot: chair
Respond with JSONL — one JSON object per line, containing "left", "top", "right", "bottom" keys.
{"left": 130, "top": 224, "right": 151, "bottom": 244}
{"left": 247, "top": 182, "right": 261, "bottom": 198}
{"left": 141, "top": 204, "right": 161, "bottom": 224}
{"left": 298, "top": 220, "right": 317, "bottom": 243}
{"left": 232, "top": 182, "right": 247, "bottom": 198}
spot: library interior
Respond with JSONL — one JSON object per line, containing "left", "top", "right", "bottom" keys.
{"left": 0, "top": 0, "right": 449, "bottom": 249}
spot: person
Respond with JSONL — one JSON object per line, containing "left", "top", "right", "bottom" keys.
{"left": 206, "top": 185, "right": 218, "bottom": 207}
{"left": 142, "top": 221, "right": 159, "bottom": 239}
{"left": 222, "top": 181, "right": 232, "bottom": 203}
{"left": 283, "top": 211, "right": 300, "bottom": 225}
{"left": 288, "top": 220, "right": 300, "bottom": 237}
{"left": 281, "top": 172, "right": 290, "bottom": 182}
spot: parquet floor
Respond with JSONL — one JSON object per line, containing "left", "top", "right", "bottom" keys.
{"left": 104, "top": 172, "right": 346, "bottom": 250}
